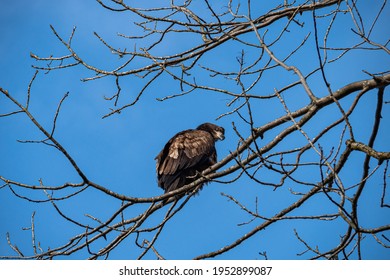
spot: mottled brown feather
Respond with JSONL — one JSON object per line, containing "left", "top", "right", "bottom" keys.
{"left": 155, "top": 123, "right": 224, "bottom": 193}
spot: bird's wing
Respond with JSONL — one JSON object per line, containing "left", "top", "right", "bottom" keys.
{"left": 156, "top": 130, "right": 214, "bottom": 176}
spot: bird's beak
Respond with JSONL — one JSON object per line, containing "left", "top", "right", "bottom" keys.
{"left": 216, "top": 131, "right": 225, "bottom": 141}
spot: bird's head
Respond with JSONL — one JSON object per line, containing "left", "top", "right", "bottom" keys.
{"left": 197, "top": 123, "right": 225, "bottom": 141}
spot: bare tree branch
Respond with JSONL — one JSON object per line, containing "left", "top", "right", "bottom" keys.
{"left": 1, "top": 0, "right": 389, "bottom": 260}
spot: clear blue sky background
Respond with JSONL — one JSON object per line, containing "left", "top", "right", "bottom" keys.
{"left": 0, "top": 1, "right": 389, "bottom": 259}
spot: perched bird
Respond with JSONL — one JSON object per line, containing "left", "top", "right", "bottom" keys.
{"left": 155, "top": 123, "right": 225, "bottom": 193}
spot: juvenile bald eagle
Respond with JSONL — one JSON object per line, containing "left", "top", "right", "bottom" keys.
{"left": 155, "top": 123, "right": 225, "bottom": 193}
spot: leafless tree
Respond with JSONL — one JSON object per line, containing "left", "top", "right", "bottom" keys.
{"left": 1, "top": 0, "right": 389, "bottom": 259}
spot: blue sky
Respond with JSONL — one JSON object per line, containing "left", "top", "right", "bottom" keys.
{"left": 1, "top": 1, "right": 389, "bottom": 260}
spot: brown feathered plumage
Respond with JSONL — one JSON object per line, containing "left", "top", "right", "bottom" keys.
{"left": 155, "top": 123, "right": 225, "bottom": 193}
